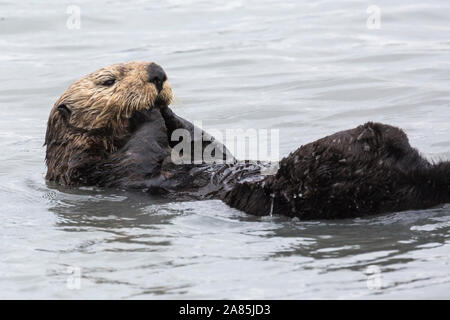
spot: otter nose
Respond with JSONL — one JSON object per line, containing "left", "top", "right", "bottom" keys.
{"left": 147, "top": 63, "right": 167, "bottom": 92}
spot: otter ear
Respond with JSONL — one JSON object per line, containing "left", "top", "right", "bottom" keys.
{"left": 57, "top": 104, "right": 72, "bottom": 120}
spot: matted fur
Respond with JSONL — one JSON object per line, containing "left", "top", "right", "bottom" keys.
{"left": 45, "top": 61, "right": 173, "bottom": 185}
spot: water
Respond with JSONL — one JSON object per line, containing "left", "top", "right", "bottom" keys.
{"left": 1, "top": 0, "right": 450, "bottom": 299}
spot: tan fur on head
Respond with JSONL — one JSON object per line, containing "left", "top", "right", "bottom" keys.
{"left": 45, "top": 61, "right": 173, "bottom": 185}
{"left": 53, "top": 61, "right": 172, "bottom": 131}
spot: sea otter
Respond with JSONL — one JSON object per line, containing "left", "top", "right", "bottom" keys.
{"left": 45, "top": 61, "right": 450, "bottom": 219}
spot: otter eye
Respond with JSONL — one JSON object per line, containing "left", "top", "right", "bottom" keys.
{"left": 102, "top": 78, "right": 116, "bottom": 86}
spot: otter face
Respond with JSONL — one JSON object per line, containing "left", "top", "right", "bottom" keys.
{"left": 45, "top": 61, "right": 173, "bottom": 185}
{"left": 51, "top": 61, "right": 173, "bottom": 131}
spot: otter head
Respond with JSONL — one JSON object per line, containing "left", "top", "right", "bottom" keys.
{"left": 45, "top": 61, "right": 173, "bottom": 185}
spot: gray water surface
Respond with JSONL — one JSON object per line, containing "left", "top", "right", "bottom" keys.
{"left": 1, "top": 0, "right": 450, "bottom": 299}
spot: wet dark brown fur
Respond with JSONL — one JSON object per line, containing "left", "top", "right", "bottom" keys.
{"left": 222, "top": 122, "right": 450, "bottom": 218}
{"left": 45, "top": 62, "right": 450, "bottom": 219}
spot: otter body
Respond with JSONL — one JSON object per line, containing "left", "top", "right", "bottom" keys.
{"left": 223, "top": 122, "right": 450, "bottom": 218}
{"left": 45, "top": 62, "right": 450, "bottom": 219}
